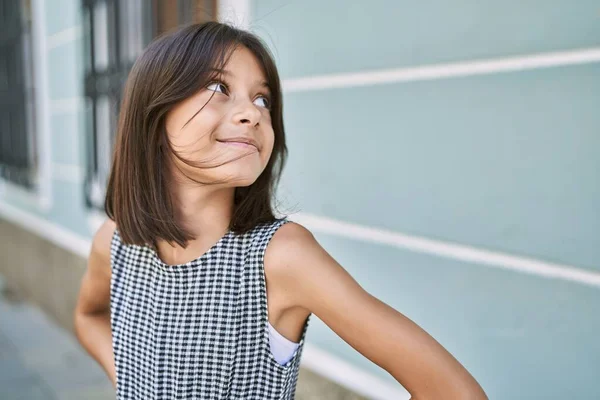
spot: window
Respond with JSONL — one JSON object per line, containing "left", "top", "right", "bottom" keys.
{"left": 82, "top": 0, "right": 217, "bottom": 209}
{"left": 0, "top": 0, "right": 38, "bottom": 189}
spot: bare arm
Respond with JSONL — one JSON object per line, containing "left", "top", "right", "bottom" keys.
{"left": 73, "top": 218, "right": 117, "bottom": 388}
{"left": 265, "top": 222, "right": 488, "bottom": 400}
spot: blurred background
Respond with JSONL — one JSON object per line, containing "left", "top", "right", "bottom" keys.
{"left": 1, "top": 0, "right": 599, "bottom": 399}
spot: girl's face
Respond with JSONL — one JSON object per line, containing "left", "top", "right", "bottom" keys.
{"left": 165, "top": 46, "right": 275, "bottom": 187}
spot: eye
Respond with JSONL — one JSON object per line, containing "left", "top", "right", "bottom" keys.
{"left": 206, "top": 81, "right": 228, "bottom": 94}
{"left": 254, "top": 95, "right": 271, "bottom": 109}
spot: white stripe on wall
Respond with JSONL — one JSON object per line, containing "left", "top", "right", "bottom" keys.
{"left": 282, "top": 47, "right": 600, "bottom": 92}
{"left": 3, "top": 197, "right": 598, "bottom": 290}
{"left": 290, "top": 213, "right": 600, "bottom": 289}
{"left": 0, "top": 201, "right": 91, "bottom": 259}
{"left": 13, "top": 203, "right": 598, "bottom": 397}
{"left": 0, "top": 181, "right": 50, "bottom": 210}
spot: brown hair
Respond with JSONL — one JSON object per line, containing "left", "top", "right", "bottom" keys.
{"left": 104, "top": 22, "right": 288, "bottom": 249}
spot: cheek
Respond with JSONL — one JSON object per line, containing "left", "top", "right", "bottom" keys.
{"left": 189, "top": 105, "right": 223, "bottom": 140}
{"left": 261, "top": 112, "right": 275, "bottom": 140}
{"left": 166, "top": 92, "right": 224, "bottom": 140}
{"left": 261, "top": 129, "right": 276, "bottom": 163}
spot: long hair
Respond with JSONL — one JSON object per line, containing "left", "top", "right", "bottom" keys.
{"left": 104, "top": 22, "right": 288, "bottom": 249}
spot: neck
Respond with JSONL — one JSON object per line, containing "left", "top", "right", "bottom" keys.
{"left": 172, "top": 182, "right": 235, "bottom": 237}
{"left": 155, "top": 176, "right": 236, "bottom": 261}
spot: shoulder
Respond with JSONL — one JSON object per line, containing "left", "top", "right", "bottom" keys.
{"left": 271, "top": 219, "right": 315, "bottom": 245}
{"left": 264, "top": 221, "right": 318, "bottom": 267}
{"left": 90, "top": 217, "right": 117, "bottom": 261}
{"left": 263, "top": 221, "right": 319, "bottom": 309}
{"left": 264, "top": 220, "right": 360, "bottom": 311}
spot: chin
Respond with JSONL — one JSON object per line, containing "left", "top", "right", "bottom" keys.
{"left": 232, "top": 176, "right": 260, "bottom": 188}
{"left": 215, "top": 162, "right": 265, "bottom": 187}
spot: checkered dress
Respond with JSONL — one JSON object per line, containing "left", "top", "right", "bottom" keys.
{"left": 110, "top": 217, "right": 311, "bottom": 399}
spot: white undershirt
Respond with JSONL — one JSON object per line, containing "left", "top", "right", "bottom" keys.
{"left": 268, "top": 321, "right": 300, "bottom": 365}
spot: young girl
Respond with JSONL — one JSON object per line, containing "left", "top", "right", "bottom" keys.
{"left": 74, "top": 22, "right": 487, "bottom": 400}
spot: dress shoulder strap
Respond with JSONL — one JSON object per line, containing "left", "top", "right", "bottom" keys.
{"left": 109, "top": 227, "right": 123, "bottom": 270}
{"left": 249, "top": 217, "right": 292, "bottom": 259}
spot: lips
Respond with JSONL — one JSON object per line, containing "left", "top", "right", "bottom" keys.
{"left": 216, "top": 137, "right": 259, "bottom": 150}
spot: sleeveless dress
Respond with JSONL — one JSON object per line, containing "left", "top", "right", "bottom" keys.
{"left": 109, "top": 217, "right": 312, "bottom": 399}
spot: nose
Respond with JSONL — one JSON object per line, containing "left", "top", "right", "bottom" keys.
{"left": 233, "top": 97, "right": 261, "bottom": 126}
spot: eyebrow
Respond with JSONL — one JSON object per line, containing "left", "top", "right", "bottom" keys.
{"left": 210, "top": 68, "right": 271, "bottom": 92}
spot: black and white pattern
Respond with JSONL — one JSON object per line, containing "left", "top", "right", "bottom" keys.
{"left": 110, "top": 217, "right": 311, "bottom": 399}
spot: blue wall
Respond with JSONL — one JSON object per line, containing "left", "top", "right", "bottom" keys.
{"left": 2, "top": 1, "right": 599, "bottom": 399}
{"left": 252, "top": 1, "right": 600, "bottom": 398}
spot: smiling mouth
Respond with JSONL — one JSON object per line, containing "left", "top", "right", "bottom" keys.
{"left": 216, "top": 140, "right": 258, "bottom": 151}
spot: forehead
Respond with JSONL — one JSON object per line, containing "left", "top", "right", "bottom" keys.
{"left": 222, "top": 46, "right": 267, "bottom": 82}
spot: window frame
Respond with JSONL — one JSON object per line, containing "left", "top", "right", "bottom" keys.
{"left": 82, "top": 0, "right": 217, "bottom": 212}
{"left": 0, "top": 0, "right": 52, "bottom": 211}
